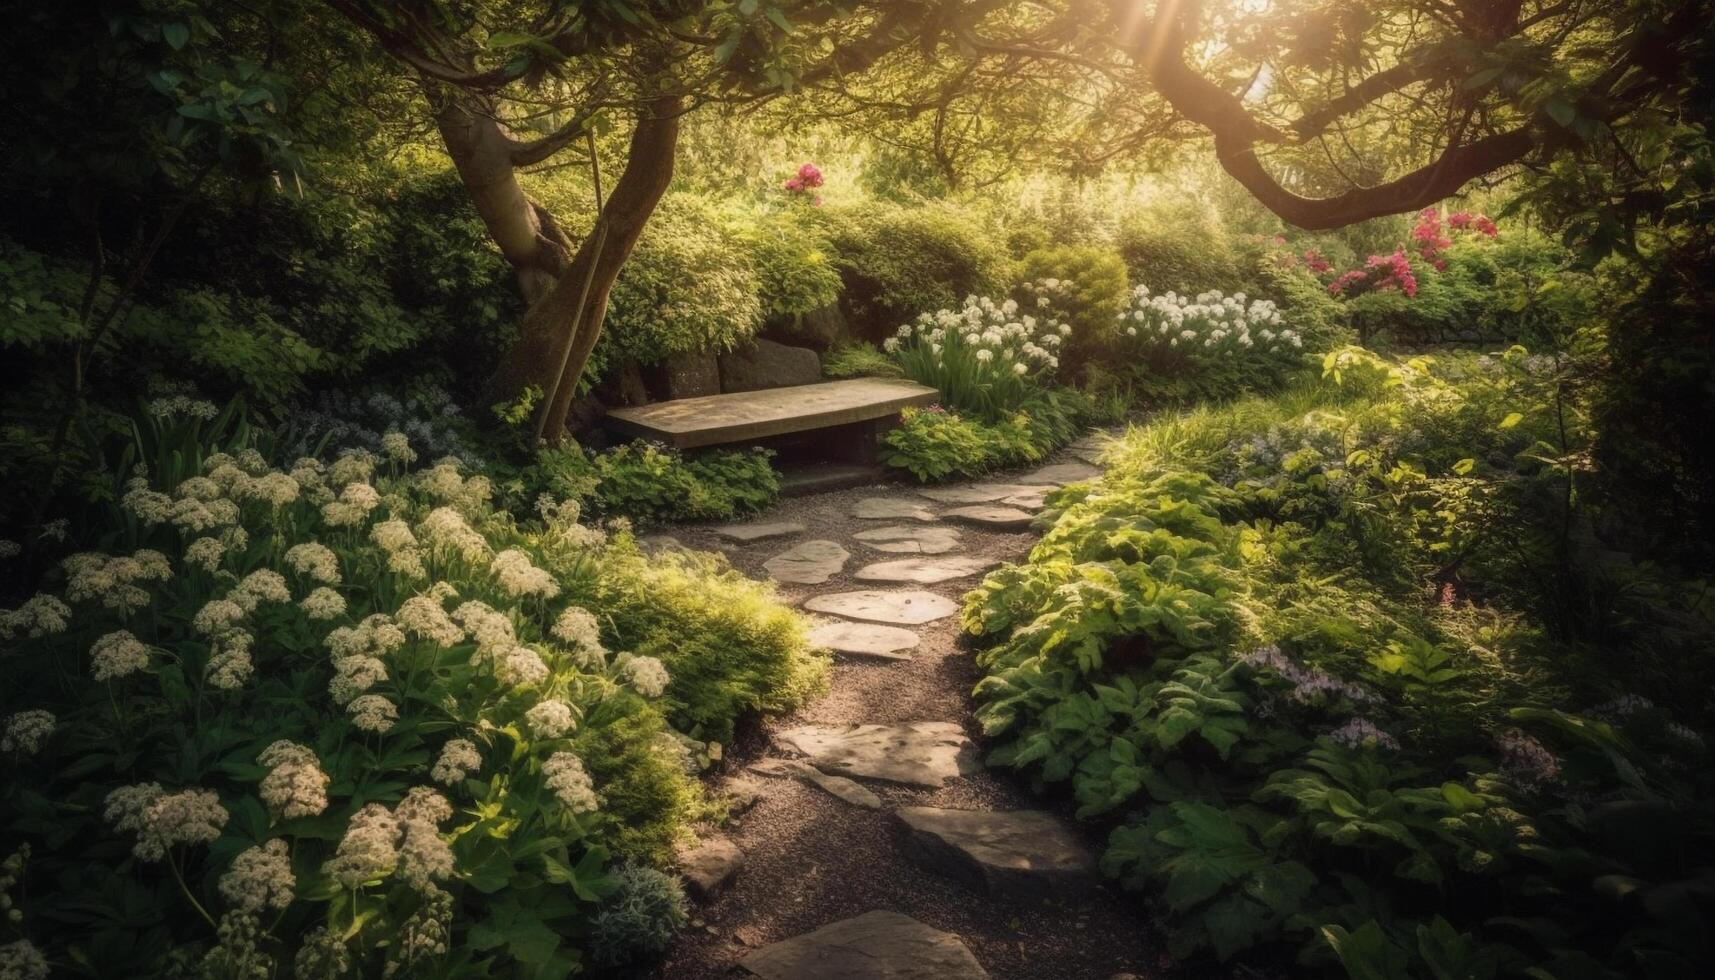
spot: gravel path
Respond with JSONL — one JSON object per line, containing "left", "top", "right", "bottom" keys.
{"left": 643, "top": 441, "right": 1167, "bottom": 980}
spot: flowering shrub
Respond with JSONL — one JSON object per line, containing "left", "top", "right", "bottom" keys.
{"left": 823, "top": 202, "right": 1010, "bottom": 337}
{"left": 1113, "top": 285, "right": 1305, "bottom": 399}
{"left": 780, "top": 162, "right": 824, "bottom": 205}
{"left": 884, "top": 293, "right": 1067, "bottom": 419}
{"left": 1328, "top": 247, "right": 1419, "bottom": 298}
{"left": 0, "top": 404, "right": 823, "bottom": 976}
{"left": 1014, "top": 245, "right": 1131, "bottom": 367}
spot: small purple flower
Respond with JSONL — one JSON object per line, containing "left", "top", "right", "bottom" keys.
{"left": 1239, "top": 645, "right": 1376, "bottom": 706}
{"left": 1497, "top": 729, "right": 1560, "bottom": 791}
{"left": 1328, "top": 717, "right": 1400, "bottom": 751}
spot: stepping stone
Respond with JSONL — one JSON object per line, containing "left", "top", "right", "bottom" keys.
{"left": 1017, "top": 461, "right": 1100, "bottom": 486}
{"left": 854, "top": 497, "right": 937, "bottom": 522}
{"left": 740, "top": 910, "right": 989, "bottom": 980}
{"left": 999, "top": 490, "right": 1050, "bottom": 511}
{"left": 895, "top": 807, "right": 1099, "bottom": 901}
{"left": 854, "top": 556, "right": 997, "bottom": 585}
{"left": 942, "top": 505, "right": 1036, "bottom": 531}
{"left": 807, "top": 620, "right": 918, "bottom": 660}
{"left": 803, "top": 590, "right": 959, "bottom": 625}
{"left": 749, "top": 758, "right": 882, "bottom": 809}
{"left": 678, "top": 836, "right": 745, "bottom": 901}
{"left": 714, "top": 521, "right": 807, "bottom": 543}
{"left": 763, "top": 540, "right": 850, "bottom": 584}
{"left": 776, "top": 722, "right": 980, "bottom": 788}
{"left": 852, "top": 525, "right": 963, "bottom": 555}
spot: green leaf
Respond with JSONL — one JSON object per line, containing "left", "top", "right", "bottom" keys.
{"left": 163, "top": 23, "right": 190, "bottom": 50}
{"left": 1498, "top": 412, "right": 1524, "bottom": 430}
{"left": 1544, "top": 99, "right": 1576, "bottom": 127}
{"left": 737, "top": 0, "right": 758, "bottom": 14}
{"left": 765, "top": 6, "right": 794, "bottom": 33}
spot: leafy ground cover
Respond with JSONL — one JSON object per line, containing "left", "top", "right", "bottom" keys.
{"left": 963, "top": 348, "right": 1715, "bottom": 977}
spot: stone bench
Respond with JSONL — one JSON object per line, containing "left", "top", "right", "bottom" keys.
{"left": 604, "top": 378, "right": 939, "bottom": 461}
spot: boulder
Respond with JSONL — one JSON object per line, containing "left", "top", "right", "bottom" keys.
{"left": 678, "top": 836, "right": 745, "bottom": 901}
{"left": 719, "top": 338, "right": 822, "bottom": 393}
{"left": 658, "top": 350, "right": 722, "bottom": 400}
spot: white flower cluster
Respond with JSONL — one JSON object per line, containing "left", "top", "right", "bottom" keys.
{"left": 431, "top": 738, "right": 482, "bottom": 785}
{"left": 1, "top": 710, "right": 55, "bottom": 755}
{"left": 0, "top": 594, "right": 71, "bottom": 640}
{"left": 91, "top": 629, "right": 151, "bottom": 681}
{"left": 494, "top": 646, "right": 550, "bottom": 687}
{"left": 419, "top": 507, "right": 490, "bottom": 562}
{"left": 122, "top": 475, "right": 242, "bottom": 534}
{"left": 147, "top": 395, "right": 219, "bottom": 421}
{"left": 103, "top": 783, "right": 229, "bottom": 861}
{"left": 320, "top": 481, "right": 381, "bottom": 528}
{"left": 381, "top": 431, "right": 417, "bottom": 464}
{"left": 615, "top": 653, "right": 670, "bottom": 698}
{"left": 525, "top": 699, "right": 578, "bottom": 739}
{"left": 0, "top": 938, "right": 48, "bottom": 980}
{"left": 416, "top": 457, "right": 492, "bottom": 514}
{"left": 551, "top": 606, "right": 606, "bottom": 668}
{"left": 372, "top": 519, "right": 427, "bottom": 578}
{"left": 396, "top": 595, "right": 464, "bottom": 646}
{"left": 347, "top": 694, "right": 399, "bottom": 733}
{"left": 321, "top": 789, "right": 453, "bottom": 891}
{"left": 1118, "top": 286, "right": 1302, "bottom": 356}
{"left": 63, "top": 550, "right": 172, "bottom": 615}
{"left": 258, "top": 741, "right": 330, "bottom": 819}
{"left": 490, "top": 549, "right": 560, "bottom": 599}
{"left": 885, "top": 293, "right": 1067, "bottom": 377}
{"left": 284, "top": 542, "right": 341, "bottom": 585}
{"left": 301, "top": 586, "right": 347, "bottom": 620}
{"left": 541, "top": 751, "right": 600, "bottom": 814}
{"left": 219, "top": 839, "right": 296, "bottom": 912}
{"left": 453, "top": 600, "right": 517, "bottom": 666}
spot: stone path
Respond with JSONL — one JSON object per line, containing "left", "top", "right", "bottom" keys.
{"left": 651, "top": 433, "right": 1157, "bottom": 980}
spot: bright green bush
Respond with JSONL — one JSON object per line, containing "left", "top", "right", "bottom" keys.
{"left": 1115, "top": 199, "right": 1240, "bottom": 294}
{"left": 824, "top": 202, "right": 1011, "bottom": 337}
{"left": 883, "top": 406, "right": 991, "bottom": 481}
{"left": 1016, "top": 245, "right": 1132, "bottom": 369}
{"left": 598, "top": 193, "right": 763, "bottom": 375}
{"left": 883, "top": 392, "right": 1082, "bottom": 483}
{"left": 822, "top": 342, "right": 903, "bottom": 379}
{"left": 523, "top": 441, "right": 779, "bottom": 525}
{"left": 584, "top": 547, "right": 828, "bottom": 745}
{"left": 736, "top": 210, "right": 843, "bottom": 321}
{"left": 962, "top": 352, "right": 1715, "bottom": 976}
{"left": 0, "top": 402, "right": 822, "bottom": 976}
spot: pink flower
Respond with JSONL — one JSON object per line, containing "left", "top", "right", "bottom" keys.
{"left": 1303, "top": 249, "right": 1332, "bottom": 275}
{"left": 796, "top": 162, "right": 824, "bottom": 188}
{"left": 783, "top": 177, "right": 803, "bottom": 192}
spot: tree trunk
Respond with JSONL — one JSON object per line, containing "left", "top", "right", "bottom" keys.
{"left": 435, "top": 93, "right": 682, "bottom": 442}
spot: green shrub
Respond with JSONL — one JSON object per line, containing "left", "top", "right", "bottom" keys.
{"left": 824, "top": 202, "right": 1010, "bottom": 338}
{"left": 522, "top": 441, "right": 779, "bottom": 525}
{"left": 1113, "top": 286, "right": 1308, "bottom": 403}
{"left": 883, "top": 406, "right": 991, "bottom": 481}
{"left": 736, "top": 210, "right": 843, "bottom": 321}
{"left": 1115, "top": 198, "right": 1240, "bottom": 294}
{"left": 961, "top": 354, "right": 1715, "bottom": 976}
{"left": 586, "top": 546, "right": 828, "bottom": 745}
{"left": 588, "top": 865, "right": 689, "bottom": 967}
{"left": 0, "top": 403, "right": 819, "bottom": 977}
{"left": 822, "top": 342, "right": 903, "bottom": 379}
{"left": 1016, "top": 245, "right": 1132, "bottom": 369}
{"left": 883, "top": 392, "right": 1082, "bottom": 483}
{"left": 597, "top": 193, "right": 763, "bottom": 378}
